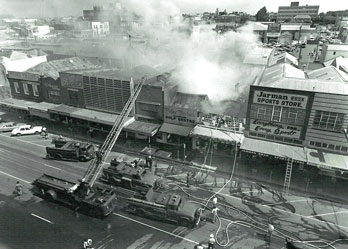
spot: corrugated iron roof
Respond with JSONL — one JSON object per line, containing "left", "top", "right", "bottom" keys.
{"left": 306, "top": 148, "right": 348, "bottom": 171}
{"left": 325, "top": 44, "right": 348, "bottom": 52}
{"left": 170, "top": 92, "right": 208, "bottom": 110}
{"left": 259, "top": 63, "right": 306, "bottom": 86}
{"left": 268, "top": 78, "right": 348, "bottom": 95}
{"left": 48, "top": 104, "right": 80, "bottom": 115}
{"left": 191, "top": 125, "right": 244, "bottom": 144}
{"left": 240, "top": 137, "right": 307, "bottom": 162}
{"left": 243, "top": 47, "right": 273, "bottom": 66}
{"left": 307, "top": 66, "right": 347, "bottom": 82}
{"left": 80, "top": 65, "right": 160, "bottom": 81}
{"left": 27, "top": 57, "right": 102, "bottom": 80}
{"left": 268, "top": 52, "right": 298, "bottom": 67}
{"left": 123, "top": 120, "right": 160, "bottom": 136}
{"left": 159, "top": 123, "right": 193, "bottom": 137}
{"left": 70, "top": 108, "right": 132, "bottom": 126}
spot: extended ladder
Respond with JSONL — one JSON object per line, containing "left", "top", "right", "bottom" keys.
{"left": 84, "top": 76, "right": 147, "bottom": 187}
{"left": 283, "top": 157, "right": 293, "bottom": 195}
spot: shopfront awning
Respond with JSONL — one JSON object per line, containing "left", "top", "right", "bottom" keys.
{"left": 123, "top": 120, "right": 160, "bottom": 137}
{"left": 240, "top": 137, "right": 307, "bottom": 163}
{"left": 70, "top": 109, "right": 133, "bottom": 126}
{"left": 48, "top": 104, "right": 80, "bottom": 116}
{"left": 0, "top": 98, "right": 34, "bottom": 111}
{"left": 28, "top": 102, "right": 60, "bottom": 119}
{"left": 306, "top": 148, "right": 348, "bottom": 171}
{"left": 190, "top": 125, "right": 244, "bottom": 144}
{"left": 159, "top": 123, "right": 193, "bottom": 137}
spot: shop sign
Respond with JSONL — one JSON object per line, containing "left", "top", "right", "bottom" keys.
{"left": 164, "top": 106, "right": 197, "bottom": 126}
{"left": 253, "top": 90, "right": 308, "bottom": 109}
{"left": 250, "top": 119, "right": 302, "bottom": 139}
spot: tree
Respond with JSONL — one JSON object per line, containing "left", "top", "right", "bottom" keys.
{"left": 256, "top": 6, "right": 268, "bottom": 21}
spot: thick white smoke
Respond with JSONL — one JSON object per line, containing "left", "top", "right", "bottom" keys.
{"left": 119, "top": 0, "right": 261, "bottom": 111}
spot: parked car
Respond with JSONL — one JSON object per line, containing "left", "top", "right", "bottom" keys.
{"left": 0, "top": 122, "right": 26, "bottom": 133}
{"left": 11, "top": 125, "right": 45, "bottom": 136}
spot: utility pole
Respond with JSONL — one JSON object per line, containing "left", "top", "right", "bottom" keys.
{"left": 298, "top": 25, "right": 303, "bottom": 62}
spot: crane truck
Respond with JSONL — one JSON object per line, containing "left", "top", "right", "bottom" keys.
{"left": 32, "top": 76, "right": 147, "bottom": 217}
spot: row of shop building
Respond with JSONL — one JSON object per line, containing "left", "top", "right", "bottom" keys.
{"left": 2, "top": 52, "right": 348, "bottom": 183}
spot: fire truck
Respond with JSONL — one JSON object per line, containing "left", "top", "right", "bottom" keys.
{"left": 32, "top": 76, "right": 147, "bottom": 217}
{"left": 100, "top": 159, "right": 160, "bottom": 195}
{"left": 32, "top": 174, "right": 116, "bottom": 217}
{"left": 125, "top": 188, "right": 202, "bottom": 227}
{"left": 46, "top": 141, "right": 95, "bottom": 162}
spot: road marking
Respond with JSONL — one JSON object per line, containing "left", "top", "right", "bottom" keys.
{"left": 262, "top": 199, "right": 308, "bottom": 206}
{"left": 113, "top": 212, "right": 198, "bottom": 245}
{"left": 307, "top": 210, "right": 348, "bottom": 218}
{"left": 22, "top": 139, "right": 50, "bottom": 143}
{"left": 0, "top": 169, "right": 31, "bottom": 184}
{"left": 31, "top": 213, "right": 54, "bottom": 224}
{"left": 0, "top": 134, "right": 45, "bottom": 148}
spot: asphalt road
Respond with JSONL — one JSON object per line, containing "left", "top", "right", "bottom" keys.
{"left": 0, "top": 132, "right": 348, "bottom": 249}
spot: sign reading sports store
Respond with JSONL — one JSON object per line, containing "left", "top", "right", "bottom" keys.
{"left": 250, "top": 119, "right": 302, "bottom": 139}
{"left": 253, "top": 90, "right": 308, "bottom": 109}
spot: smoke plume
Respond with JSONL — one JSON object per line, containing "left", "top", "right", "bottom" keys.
{"left": 120, "top": 0, "right": 261, "bottom": 112}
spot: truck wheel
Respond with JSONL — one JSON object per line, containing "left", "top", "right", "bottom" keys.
{"left": 78, "top": 156, "right": 87, "bottom": 162}
{"left": 45, "top": 190, "right": 57, "bottom": 201}
{"left": 35, "top": 131, "right": 40, "bottom": 135}
{"left": 54, "top": 154, "right": 63, "bottom": 160}
{"left": 179, "top": 218, "right": 190, "bottom": 227}
{"left": 136, "top": 209, "right": 145, "bottom": 217}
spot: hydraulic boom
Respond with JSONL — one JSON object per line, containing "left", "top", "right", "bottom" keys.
{"left": 83, "top": 76, "right": 147, "bottom": 187}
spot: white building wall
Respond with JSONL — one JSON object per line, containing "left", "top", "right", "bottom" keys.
{"left": 91, "top": 21, "right": 110, "bottom": 37}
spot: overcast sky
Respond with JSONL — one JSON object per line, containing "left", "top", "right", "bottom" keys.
{"left": 0, "top": 0, "right": 347, "bottom": 18}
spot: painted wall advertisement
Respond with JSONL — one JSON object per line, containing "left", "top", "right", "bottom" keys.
{"left": 250, "top": 119, "right": 302, "bottom": 139}
{"left": 253, "top": 90, "right": 308, "bottom": 109}
{"left": 164, "top": 106, "right": 197, "bottom": 126}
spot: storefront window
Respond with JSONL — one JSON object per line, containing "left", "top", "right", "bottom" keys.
{"left": 250, "top": 104, "right": 305, "bottom": 125}
{"left": 313, "top": 110, "right": 345, "bottom": 132}
{"left": 32, "top": 85, "right": 39, "bottom": 97}
{"left": 14, "top": 81, "right": 20, "bottom": 93}
{"left": 23, "top": 83, "right": 29, "bottom": 95}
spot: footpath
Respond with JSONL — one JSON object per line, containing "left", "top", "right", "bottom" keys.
{"left": 2, "top": 112, "right": 348, "bottom": 206}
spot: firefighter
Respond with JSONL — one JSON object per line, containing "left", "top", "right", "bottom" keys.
{"left": 186, "top": 172, "right": 191, "bottom": 187}
{"left": 41, "top": 127, "right": 48, "bottom": 139}
{"left": 212, "top": 196, "right": 218, "bottom": 208}
{"left": 96, "top": 150, "right": 103, "bottom": 165}
{"left": 211, "top": 207, "right": 219, "bottom": 223}
{"left": 208, "top": 234, "right": 216, "bottom": 249}
{"left": 194, "top": 243, "right": 204, "bottom": 249}
{"left": 145, "top": 154, "right": 153, "bottom": 169}
{"left": 83, "top": 239, "right": 93, "bottom": 249}
{"left": 267, "top": 222, "right": 275, "bottom": 241}
{"left": 14, "top": 181, "right": 23, "bottom": 197}
{"left": 194, "top": 208, "right": 202, "bottom": 226}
